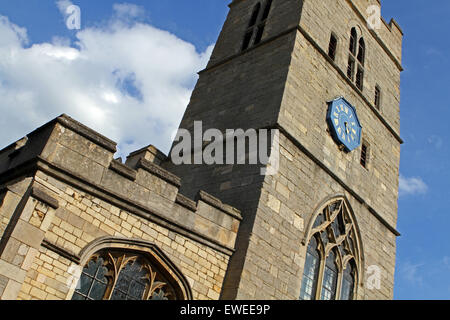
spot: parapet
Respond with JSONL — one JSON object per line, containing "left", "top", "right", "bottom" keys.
{"left": 351, "top": 0, "right": 403, "bottom": 65}
{"left": 0, "top": 114, "right": 242, "bottom": 254}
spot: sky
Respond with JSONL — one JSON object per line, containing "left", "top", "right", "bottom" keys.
{"left": 0, "top": 0, "right": 448, "bottom": 300}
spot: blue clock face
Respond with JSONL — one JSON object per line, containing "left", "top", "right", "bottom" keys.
{"left": 327, "top": 98, "right": 362, "bottom": 152}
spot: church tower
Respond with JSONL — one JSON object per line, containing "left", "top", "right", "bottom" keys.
{"left": 164, "top": 0, "right": 403, "bottom": 300}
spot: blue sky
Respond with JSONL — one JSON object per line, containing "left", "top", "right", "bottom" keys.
{"left": 0, "top": 1, "right": 448, "bottom": 300}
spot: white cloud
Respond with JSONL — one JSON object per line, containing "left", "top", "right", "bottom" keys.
{"left": 0, "top": 6, "right": 214, "bottom": 157}
{"left": 399, "top": 175, "right": 428, "bottom": 197}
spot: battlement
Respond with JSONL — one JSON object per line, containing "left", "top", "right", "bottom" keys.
{"left": 0, "top": 115, "right": 242, "bottom": 254}
{"left": 350, "top": 0, "right": 403, "bottom": 65}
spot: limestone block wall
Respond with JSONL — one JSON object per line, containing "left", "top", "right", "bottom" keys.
{"left": 208, "top": 0, "right": 303, "bottom": 68}
{"left": 231, "top": 132, "right": 396, "bottom": 300}
{"left": 0, "top": 115, "right": 241, "bottom": 300}
{"left": 298, "top": 0, "right": 402, "bottom": 132}
{"left": 279, "top": 2, "right": 402, "bottom": 228}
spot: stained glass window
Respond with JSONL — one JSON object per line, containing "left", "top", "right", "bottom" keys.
{"left": 300, "top": 198, "right": 360, "bottom": 300}
{"left": 72, "top": 250, "right": 179, "bottom": 300}
{"left": 299, "top": 237, "right": 320, "bottom": 300}
{"left": 320, "top": 251, "right": 338, "bottom": 300}
{"left": 72, "top": 257, "right": 108, "bottom": 300}
{"left": 110, "top": 258, "right": 148, "bottom": 300}
{"left": 340, "top": 262, "right": 355, "bottom": 300}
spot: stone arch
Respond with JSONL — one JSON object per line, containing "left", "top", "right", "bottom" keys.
{"left": 302, "top": 195, "right": 365, "bottom": 288}
{"left": 77, "top": 236, "right": 193, "bottom": 300}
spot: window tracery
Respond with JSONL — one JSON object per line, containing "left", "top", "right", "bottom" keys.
{"left": 300, "top": 198, "right": 360, "bottom": 300}
{"left": 72, "top": 250, "right": 178, "bottom": 300}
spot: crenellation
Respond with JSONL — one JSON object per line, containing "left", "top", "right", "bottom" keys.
{"left": 0, "top": 0, "right": 401, "bottom": 301}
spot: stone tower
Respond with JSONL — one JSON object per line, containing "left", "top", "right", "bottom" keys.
{"left": 165, "top": 0, "right": 403, "bottom": 300}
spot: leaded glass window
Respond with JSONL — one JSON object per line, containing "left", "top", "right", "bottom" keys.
{"left": 340, "top": 262, "right": 356, "bottom": 300}
{"left": 321, "top": 251, "right": 338, "bottom": 300}
{"left": 300, "top": 198, "right": 360, "bottom": 300}
{"left": 299, "top": 237, "right": 320, "bottom": 300}
{"left": 110, "top": 257, "right": 148, "bottom": 300}
{"left": 72, "top": 250, "right": 179, "bottom": 300}
{"left": 72, "top": 257, "right": 108, "bottom": 300}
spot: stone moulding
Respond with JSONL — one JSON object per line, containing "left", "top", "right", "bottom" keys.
{"left": 42, "top": 236, "right": 194, "bottom": 300}
{"left": 41, "top": 239, "right": 80, "bottom": 264}
{"left": 137, "top": 158, "right": 181, "bottom": 188}
{"left": 0, "top": 114, "right": 242, "bottom": 256}
{"left": 197, "top": 191, "right": 243, "bottom": 221}
{"left": 30, "top": 186, "right": 59, "bottom": 209}
{"left": 175, "top": 194, "right": 197, "bottom": 212}
{"left": 56, "top": 114, "right": 117, "bottom": 153}
{"left": 35, "top": 156, "right": 237, "bottom": 255}
{"left": 109, "top": 159, "right": 137, "bottom": 181}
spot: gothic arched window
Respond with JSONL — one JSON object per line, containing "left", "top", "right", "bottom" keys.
{"left": 299, "top": 236, "right": 321, "bottom": 300}
{"left": 349, "top": 28, "right": 357, "bottom": 55}
{"left": 340, "top": 261, "right": 356, "bottom": 300}
{"left": 357, "top": 38, "right": 365, "bottom": 65}
{"left": 347, "top": 28, "right": 365, "bottom": 91}
{"left": 249, "top": 3, "right": 261, "bottom": 28}
{"left": 72, "top": 250, "right": 181, "bottom": 300}
{"left": 300, "top": 198, "right": 361, "bottom": 300}
{"left": 242, "top": 0, "right": 273, "bottom": 50}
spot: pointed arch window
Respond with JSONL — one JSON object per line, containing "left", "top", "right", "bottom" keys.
{"left": 242, "top": 0, "right": 273, "bottom": 50}
{"left": 72, "top": 250, "right": 182, "bottom": 300}
{"left": 347, "top": 28, "right": 365, "bottom": 91}
{"left": 340, "top": 261, "right": 356, "bottom": 300}
{"left": 357, "top": 38, "right": 365, "bottom": 65}
{"left": 299, "top": 236, "right": 321, "bottom": 300}
{"left": 321, "top": 250, "right": 339, "bottom": 300}
{"left": 300, "top": 198, "right": 361, "bottom": 300}
{"left": 349, "top": 28, "right": 357, "bottom": 55}
{"left": 249, "top": 3, "right": 261, "bottom": 28}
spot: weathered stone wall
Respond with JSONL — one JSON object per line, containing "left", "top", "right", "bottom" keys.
{"left": 208, "top": 0, "right": 303, "bottom": 68}
{"left": 297, "top": 0, "right": 402, "bottom": 134}
{"left": 165, "top": 0, "right": 402, "bottom": 300}
{"left": 0, "top": 115, "right": 241, "bottom": 300}
{"left": 0, "top": 0, "right": 402, "bottom": 301}
{"left": 231, "top": 132, "right": 396, "bottom": 299}
{"left": 280, "top": 23, "right": 401, "bottom": 228}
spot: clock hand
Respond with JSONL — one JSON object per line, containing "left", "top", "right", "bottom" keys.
{"left": 344, "top": 122, "right": 350, "bottom": 134}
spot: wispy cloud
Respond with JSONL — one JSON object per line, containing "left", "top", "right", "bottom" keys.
{"left": 399, "top": 175, "right": 428, "bottom": 197}
{"left": 428, "top": 135, "right": 443, "bottom": 149}
{"left": 400, "top": 261, "right": 424, "bottom": 286}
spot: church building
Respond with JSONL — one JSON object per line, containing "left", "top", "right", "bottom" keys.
{"left": 0, "top": 0, "right": 403, "bottom": 300}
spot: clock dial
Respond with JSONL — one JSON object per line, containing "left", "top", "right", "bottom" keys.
{"left": 326, "top": 98, "right": 362, "bottom": 152}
